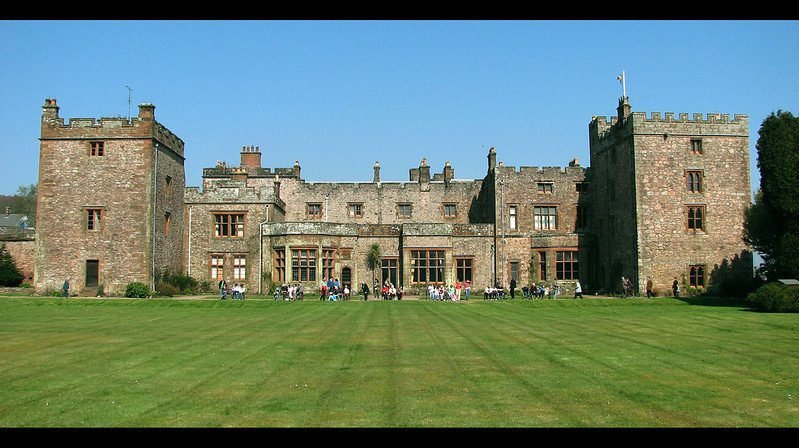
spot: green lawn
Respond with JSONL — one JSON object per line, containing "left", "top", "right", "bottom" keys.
{"left": 0, "top": 296, "right": 797, "bottom": 427}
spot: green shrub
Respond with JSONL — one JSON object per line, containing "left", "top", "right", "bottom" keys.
{"left": 199, "top": 281, "right": 213, "bottom": 294}
{"left": 125, "top": 282, "right": 151, "bottom": 298}
{"left": 155, "top": 282, "right": 179, "bottom": 297}
{"left": 161, "top": 271, "right": 199, "bottom": 294}
{"left": 19, "top": 282, "right": 32, "bottom": 288}
{"left": 0, "top": 243, "right": 24, "bottom": 287}
{"left": 745, "top": 282, "right": 799, "bottom": 313}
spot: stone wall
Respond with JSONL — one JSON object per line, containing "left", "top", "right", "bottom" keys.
{"left": 631, "top": 112, "right": 750, "bottom": 294}
{"left": 589, "top": 102, "right": 751, "bottom": 294}
{"left": 35, "top": 99, "right": 185, "bottom": 295}
{"left": 2, "top": 239, "right": 35, "bottom": 284}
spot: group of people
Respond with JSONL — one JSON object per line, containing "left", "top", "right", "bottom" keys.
{"left": 427, "top": 280, "right": 470, "bottom": 301}
{"left": 319, "top": 277, "right": 350, "bottom": 301}
{"left": 274, "top": 283, "right": 305, "bottom": 301}
{"left": 218, "top": 279, "right": 246, "bottom": 300}
{"left": 380, "top": 280, "right": 405, "bottom": 300}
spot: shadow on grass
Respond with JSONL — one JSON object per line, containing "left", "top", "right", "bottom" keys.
{"left": 675, "top": 295, "right": 749, "bottom": 308}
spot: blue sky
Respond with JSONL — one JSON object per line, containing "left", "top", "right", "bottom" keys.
{"left": 1, "top": 20, "right": 797, "bottom": 195}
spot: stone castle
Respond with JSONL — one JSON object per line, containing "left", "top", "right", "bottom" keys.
{"left": 33, "top": 96, "right": 752, "bottom": 297}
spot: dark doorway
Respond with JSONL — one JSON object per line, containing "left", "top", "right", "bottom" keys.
{"left": 341, "top": 267, "right": 352, "bottom": 289}
{"left": 86, "top": 260, "right": 99, "bottom": 287}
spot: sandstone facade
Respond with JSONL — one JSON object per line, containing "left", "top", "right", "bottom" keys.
{"left": 34, "top": 97, "right": 752, "bottom": 297}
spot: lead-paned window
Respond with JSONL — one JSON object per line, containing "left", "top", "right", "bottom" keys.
{"left": 292, "top": 248, "right": 317, "bottom": 282}
{"left": 534, "top": 206, "right": 557, "bottom": 230}
{"left": 556, "top": 251, "right": 579, "bottom": 280}
{"left": 410, "top": 250, "right": 445, "bottom": 284}
{"left": 214, "top": 213, "right": 245, "bottom": 238}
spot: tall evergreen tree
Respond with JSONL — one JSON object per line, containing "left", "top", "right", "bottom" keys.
{"left": 745, "top": 110, "right": 799, "bottom": 280}
{"left": 0, "top": 243, "right": 24, "bottom": 287}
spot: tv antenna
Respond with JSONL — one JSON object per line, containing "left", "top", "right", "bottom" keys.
{"left": 125, "top": 85, "right": 133, "bottom": 119}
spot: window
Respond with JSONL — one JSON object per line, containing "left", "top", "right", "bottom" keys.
{"left": 455, "top": 257, "right": 473, "bottom": 282}
{"left": 381, "top": 258, "right": 398, "bottom": 286}
{"left": 233, "top": 255, "right": 246, "bottom": 280}
{"left": 291, "top": 248, "right": 317, "bottom": 282}
{"left": 165, "top": 176, "right": 173, "bottom": 198}
{"left": 687, "top": 205, "right": 705, "bottom": 231}
{"left": 165, "top": 212, "right": 171, "bottom": 236}
{"left": 534, "top": 206, "right": 557, "bottom": 230}
{"left": 307, "top": 203, "right": 322, "bottom": 217}
{"left": 410, "top": 250, "right": 445, "bottom": 284}
{"left": 87, "top": 209, "right": 102, "bottom": 231}
{"left": 509, "top": 262, "right": 519, "bottom": 282}
{"left": 538, "top": 251, "right": 547, "bottom": 281}
{"left": 537, "top": 182, "right": 554, "bottom": 194}
{"left": 398, "top": 203, "right": 412, "bottom": 218}
{"left": 211, "top": 254, "right": 224, "bottom": 280}
{"left": 273, "top": 248, "right": 286, "bottom": 283}
{"left": 686, "top": 170, "right": 703, "bottom": 193}
{"left": 576, "top": 182, "right": 588, "bottom": 192}
{"left": 509, "top": 206, "right": 517, "bottom": 230}
{"left": 322, "top": 249, "right": 335, "bottom": 280}
{"left": 689, "top": 265, "right": 705, "bottom": 287}
{"left": 347, "top": 203, "right": 363, "bottom": 218}
{"left": 576, "top": 205, "right": 588, "bottom": 230}
{"left": 214, "top": 213, "right": 244, "bottom": 238}
{"left": 690, "top": 139, "right": 703, "bottom": 155}
{"left": 443, "top": 203, "right": 457, "bottom": 218}
{"left": 556, "top": 251, "right": 579, "bottom": 280}
{"left": 90, "top": 141, "right": 104, "bottom": 156}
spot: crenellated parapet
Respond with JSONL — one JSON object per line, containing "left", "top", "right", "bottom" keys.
{"left": 185, "top": 179, "right": 285, "bottom": 210}
{"left": 495, "top": 164, "right": 586, "bottom": 180}
{"left": 40, "top": 99, "right": 185, "bottom": 156}
{"left": 590, "top": 110, "right": 748, "bottom": 145}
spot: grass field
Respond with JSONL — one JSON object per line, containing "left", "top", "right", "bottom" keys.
{"left": 0, "top": 295, "right": 797, "bottom": 428}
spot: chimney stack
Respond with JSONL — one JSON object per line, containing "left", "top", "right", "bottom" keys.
{"left": 240, "top": 145, "right": 262, "bottom": 169}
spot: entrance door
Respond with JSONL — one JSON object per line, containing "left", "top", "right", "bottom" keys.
{"left": 341, "top": 267, "right": 352, "bottom": 288}
{"left": 86, "top": 260, "right": 99, "bottom": 287}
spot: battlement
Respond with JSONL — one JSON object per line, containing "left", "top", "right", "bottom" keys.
{"left": 202, "top": 165, "right": 297, "bottom": 178}
{"left": 497, "top": 164, "right": 586, "bottom": 179}
{"left": 591, "top": 110, "right": 748, "bottom": 142}
{"left": 185, "top": 179, "right": 285, "bottom": 209}
{"left": 40, "top": 99, "right": 185, "bottom": 155}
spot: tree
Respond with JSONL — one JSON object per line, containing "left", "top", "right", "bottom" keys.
{"left": 745, "top": 110, "right": 799, "bottom": 280}
{"left": 0, "top": 243, "right": 24, "bottom": 287}
{"left": 366, "top": 243, "right": 381, "bottom": 288}
{"left": 1, "top": 183, "right": 37, "bottom": 227}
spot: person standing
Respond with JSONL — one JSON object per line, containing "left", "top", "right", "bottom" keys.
{"left": 509, "top": 277, "right": 517, "bottom": 299}
{"left": 218, "top": 279, "right": 227, "bottom": 300}
{"left": 62, "top": 279, "right": 70, "bottom": 298}
{"left": 672, "top": 277, "right": 680, "bottom": 298}
{"left": 297, "top": 282, "right": 304, "bottom": 301}
{"left": 455, "top": 280, "right": 462, "bottom": 301}
{"left": 464, "top": 280, "right": 471, "bottom": 300}
{"left": 621, "top": 276, "right": 627, "bottom": 297}
{"left": 646, "top": 277, "right": 654, "bottom": 298}
{"left": 626, "top": 278, "right": 634, "bottom": 297}
{"left": 361, "top": 281, "right": 369, "bottom": 300}
{"left": 574, "top": 280, "right": 583, "bottom": 299}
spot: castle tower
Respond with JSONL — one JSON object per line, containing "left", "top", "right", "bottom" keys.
{"left": 35, "top": 99, "right": 186, "bottom": 295}
{"left": 588, "top": 98, "right": 750, "bottom": 294}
